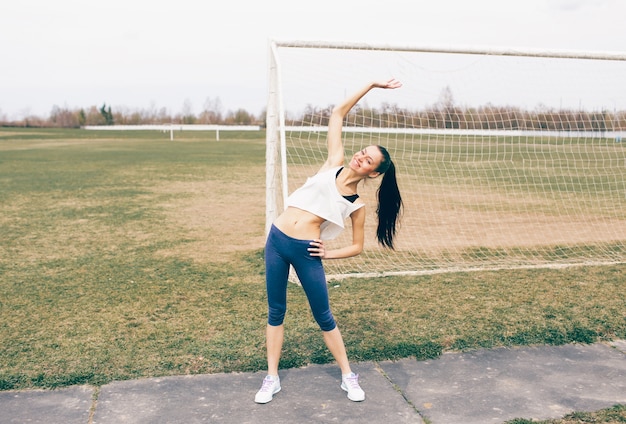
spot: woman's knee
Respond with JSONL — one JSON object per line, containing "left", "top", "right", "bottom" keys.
{"left": 314, "top": 310, "right": 336, "bottom": 332}
{"left": 268, "top": 306, "right": 286, "bottom": 326}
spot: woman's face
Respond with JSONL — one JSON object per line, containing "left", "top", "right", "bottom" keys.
{"left": 349, "top": 145, "right": 383, "bottom": 177}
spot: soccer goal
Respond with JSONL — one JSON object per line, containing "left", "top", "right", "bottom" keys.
{"left": 265, "top": 39, "right": 626, "bottom": 279}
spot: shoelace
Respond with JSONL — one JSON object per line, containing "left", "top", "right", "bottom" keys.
{"left": 344, "top": 374, "right": 360, "bottom": 389}
{"left": 259, "top": 378, "right": 276, "bottom": 392}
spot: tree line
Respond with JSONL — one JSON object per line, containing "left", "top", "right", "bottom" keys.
{"left": 2, "top": 88, "right": 624, "bottom": 131}
{"left": 290, "top": 86, "right": 625, "bottom": 132}
{"left": 0, "top": 97, "right": 263, "bottom": 128}
{"left": 293, "top": 104, "right": 626, "bottom": 132}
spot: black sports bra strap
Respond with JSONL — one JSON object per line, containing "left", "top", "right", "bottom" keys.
{"left": 336, "top": 167, "right": 359, "bottom": 203}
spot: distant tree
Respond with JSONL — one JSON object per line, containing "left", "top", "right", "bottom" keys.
{"left": 299, "top": 104, "right": 327, "bottom": 126}
{"left": 181, "top": 99, "right": 196, "bottom": 124}
{"left": 616, "top": 111, "right": 626, "bottom": 130}
{"left": 436, "top": 86, "right": 460, "bottom": 129}
{"left": 50, "top": 105, "right": 80, "bottom": 128}
{"left": 78, "top": 109, "right": 86, "bottom": 127}
{"left": 85, "top": 106, "right": 106, "bottom": 125}
{"left": 156, "top": 107, "right": 170, "bottom": 124}
{"left": 227, "top": 108, "right": 253, "bottom": 125}
{"left": 199, "top": 96, "right": 223, "bottom": 124}
{"left": 99, "top": 103, "right": 114, "bottom": 125}
{"left": 437, "top": 86, "right": 455, "bottom": 109}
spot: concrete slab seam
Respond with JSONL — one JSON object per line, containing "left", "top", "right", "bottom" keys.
{"left": 88, "top": 386, "right": 100, "bottom": 424}
{"left": 374, "top": 360, "right": 426, "bottom": 422}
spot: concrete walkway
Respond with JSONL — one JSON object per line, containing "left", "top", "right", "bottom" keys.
{"left": 1, "top": 341, "right": 625, "bottom": 424}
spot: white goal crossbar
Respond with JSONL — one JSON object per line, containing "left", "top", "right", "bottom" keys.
{"left": 271, "top": 39, "right": 626, "bottom": 61}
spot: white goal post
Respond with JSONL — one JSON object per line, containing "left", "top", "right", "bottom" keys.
{"left": 266, "top": 39, "right": 626, "bottom": 279}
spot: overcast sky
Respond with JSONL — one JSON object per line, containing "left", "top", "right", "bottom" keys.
{"left": 1, "top": 0, "right": 625, "bottom": 120}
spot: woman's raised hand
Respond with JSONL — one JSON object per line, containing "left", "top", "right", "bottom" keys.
{"left": 374, "top": 78, "right": 402, "bottom": 90}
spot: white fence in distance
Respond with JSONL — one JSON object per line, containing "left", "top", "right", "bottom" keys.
{"left": 82, "top": 124, "right": 625, "bottom": 142}
{"left": 83, "top": 124, "right": 261, "bottom": 140}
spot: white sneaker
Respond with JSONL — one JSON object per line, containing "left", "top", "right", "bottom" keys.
{"left": 255, "top": 375, "right": 281, "bottom": 403}
{"left": 341, "top": 372, "right": 365, "bottom": 401}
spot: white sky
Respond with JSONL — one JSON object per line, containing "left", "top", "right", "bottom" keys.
{"left": 1, "top": 0, "right": 625, "bottom": 120}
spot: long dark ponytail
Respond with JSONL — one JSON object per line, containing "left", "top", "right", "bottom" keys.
{"left": 375, "top": 146, "right": 403, "bottom": 249}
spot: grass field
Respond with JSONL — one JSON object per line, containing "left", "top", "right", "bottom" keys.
{"left": 0, "top": 127, "right": 624, "bottom": 420}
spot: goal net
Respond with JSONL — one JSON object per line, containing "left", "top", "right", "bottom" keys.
{"left": 266, "top": 40, "right": 626, "bottom": 279}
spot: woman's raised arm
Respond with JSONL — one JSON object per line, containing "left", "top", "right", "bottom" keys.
{"left": 320, "top": 78, "right": 402, "bottom": 172}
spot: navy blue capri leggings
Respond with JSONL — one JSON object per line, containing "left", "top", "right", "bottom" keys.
{"left": 264, "top": 224, "right": 336, "bottom": 332}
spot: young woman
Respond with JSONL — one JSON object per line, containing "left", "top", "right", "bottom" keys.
{"left": 255, "top": 78, "right": 403, "bottom": 404}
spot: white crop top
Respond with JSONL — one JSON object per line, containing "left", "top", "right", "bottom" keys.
{"left": 285, "top": 166, "right": 365, "bottom": 240}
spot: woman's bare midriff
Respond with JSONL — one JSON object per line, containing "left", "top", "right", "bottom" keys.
{"left": 273, "top": 207, "right": 325, "bottom": 240}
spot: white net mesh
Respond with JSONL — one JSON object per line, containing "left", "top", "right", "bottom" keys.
{"left": 267, "top": 41, "right": 626, "bottom": 278}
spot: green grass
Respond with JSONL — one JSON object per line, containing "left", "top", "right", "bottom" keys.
{"left": 505, "top": 404, "right": 626, "bottom": 423}
{"left": 0, "top": 127, "right": 624, "bottom": 422}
